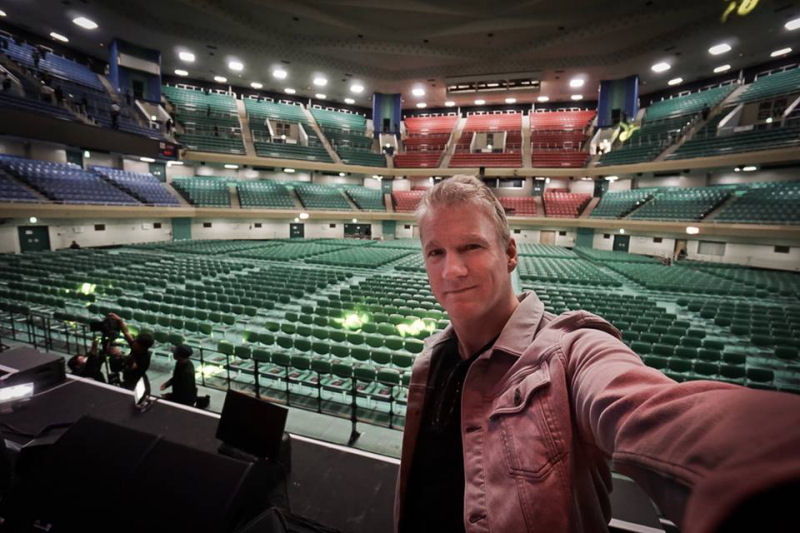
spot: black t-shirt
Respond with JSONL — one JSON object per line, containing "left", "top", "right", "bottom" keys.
{"left": 170, "top": 359, "right": 197, "bottom": 406}
{"left": 401, "top": 334, "right": 494, "bottom": 533}
{"left": 122, "top": 349, "right": 151, "bottom": 388}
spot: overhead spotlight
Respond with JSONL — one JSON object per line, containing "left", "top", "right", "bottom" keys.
{"left": 786, "top": 17, "right": 800, "bottom": 30}
{"left": 224, "top": 164, "right": 239, "bottom": 169}
{"left": 605, "top": 175, "right": 618, "bottom": 181}
{"left": 339, "top": 172, "right": 346, "bottom": 177}
{"left": 299, "top": 212, "right": 310, "bottom": 220}
{"left": 313, "top": 76, "right": 327, "bottom": 87}
{"left": 72, "top": 16, "right": 98, "bottom": 30}
{"left": 284, "top": 168, "right": 295, "bottom": 173}
{"left": 714, "top": 64, "right": 731, "bottom": 73}
{"left": 770, "top": 47, "right": 792, "bottom": 57}
{"left": 49, "top": 32, "right": 69, "bottom": 43}
{"left": 668, "top": 77, "right": 683, "bottom": 86}
{"left": 315, "top": 93, "right": 326, "bottom": 99}
{"left": 474, "top": 99, "right": 486, "bottom": 105}
{"left": 174, "top": 69, "right": 189, "bottom": 77}
{"left": 537, "top": 96, "right": 550, "bottom": 102}
{"left": 569, "top": 77, "right": 584, "bottom": 88}
{"left": 734, "top": 167, "right": 741, "bottom": 172}
{"left": 619, "top": 228, "right": 626, "bottom": 234}
{"left": 651, "top": 62, "right": 671, "bottom": 73}
{"left": 284, "top": 87, "right": 296, "bottom": 94}
{"left": 685, "top": 226, "right": 700, "bottom": 235}
{"left": 178, "top": 51, "right": 195, "bottom": 62}
{"left": 444, "top": 101, "right": 456, "bottom": 107}
{"left": 412, "top": 87, "right": 425, "bottom": 97}
{"left": 272, "top": 68, "right": 287, "bottom": 79}
{"left": 708, "top": 43, "right": 731, "bottom": 55}
{"left": 0, "top": 9, "right": 6, "bottom": 17}
{"left": 571, "top": 94, "right": 583, "bottom": 101}
{"left": 214, "top": 75, "right": 227, "bottom": 83}
{"left": 140, "top": 157, "right": 156, "bottom": 163}
{"left": 352, "top": 218, "right": 358, "bottom": 223}
{"left": 228, "top": 60, "right": 244, "bottom": 72}
{"left": 416, "top": 102, "right": 427, "bottom": 108}
{"left": 742, "top": 165, "right": 757, "bottom": 172}
{"left": 505, "top": 97, "right": 517, "bottom": 104}
{"left": 344, "top": 98, "right": 355, "bottom": 104}
{"left": 250, "top": 82, "right": 263, "bottom": 89}
{"left": 350, "top": 83, "right": 365, "bottom": 94}
{"left": 29, "top": 216, "right": 38, "bottom": 224}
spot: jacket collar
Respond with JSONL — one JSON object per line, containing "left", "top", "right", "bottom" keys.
{"left": 422, "top": 291, "right": 544, "bottom": 358}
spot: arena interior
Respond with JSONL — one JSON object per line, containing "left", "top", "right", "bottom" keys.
{"left": 0, "top": 1, "right": 799, "bottom": 532}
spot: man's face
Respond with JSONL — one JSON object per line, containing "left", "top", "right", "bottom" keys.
{"left": 420, "top": 203, "right": 516, "bottom": 325}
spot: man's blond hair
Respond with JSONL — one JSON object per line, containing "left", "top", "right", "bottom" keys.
{"left": 415, "top": 175, "right": 510, "bottom": 247}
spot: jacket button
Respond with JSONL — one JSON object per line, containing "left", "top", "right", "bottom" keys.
{"left": 514, "top": 388, "right": 522, "bottom": 406}
{"left": 469, "top": 513, "right": 486, "bottom": 524}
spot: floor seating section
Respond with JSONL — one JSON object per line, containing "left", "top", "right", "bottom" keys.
{"left": 590, "top": 188, "right": 660, "bottom": 218}
{"left": 715, "top": 181, "right": 800, "bottom": 225}
{"left": 236, "top": 180, "right": 295, "bottom": 209}
{"left": 628, "top": 187, "right": 729, "bottom": 221}
{"left": 171, "top": 176, "right": 231, "bottom": 207}
{"left": 0, "top": 154, "right": 138, "bottom": 204}
{"left": 450, "top": 113, "right": 522, "bottom": 168}
{"left": 394, "top": 115, "right": 458, "bottom": 168}
{"left": 0, "top": 169, "right": 41, "bottom": 202}
{"left": 530, "top": 110, "right": 594, "bottom": 168}
{"left": 294, "top": 183, "right": 352, "bottom": 210}
{"left": 542, "top": 191, "right": 591, "bottom": 217}
{"left": 90, "top": 166, "right": 180, "bottom": 206}
{"left": 163, "top": 85, "right": 244, "bottom": 155}
{"left": 573, "top": 247, "right": 660, "bottom": 264}
{"left": 516, "top": 243, "right": 578, "bottom": 258}
{"left": 517, "top": 257, "right": 620, "bottom": 286}
{"left": 310, "top": 107, "right": 385, "bottom": 167}
{"left": 244, "top": 98, "right": 333, "bottom": 162}
{"left": 498, "top": 196, "right": 536, "bottom": 216}
{"left": 731, "top": 67, "right": 800, "bottom": 104}
{"left": 345, "top": 186, "right": 385, "bottom": 211}
{"left": 392, "top": 190, "right": 425, "bottom": 212}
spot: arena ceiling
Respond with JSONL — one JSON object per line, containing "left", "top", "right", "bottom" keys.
{"left": 3, "top": 0, "right": 799, "bottom": 108}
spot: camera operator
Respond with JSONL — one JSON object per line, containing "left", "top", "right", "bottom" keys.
{"left": 66, "top": 337, "right": 115, "bottom": 383}
{"left": 107, "top": 313, "right": 154, "bottom": 392}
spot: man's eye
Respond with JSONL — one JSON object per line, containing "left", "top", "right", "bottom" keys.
{"left": 465, "top": 243, "right": 482, "bottom": 250}
{"left": 427, "top": 249, "right": 443, "bottom": 257}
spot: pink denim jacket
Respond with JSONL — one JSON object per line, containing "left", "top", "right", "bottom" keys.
{"left": 395, "top": 292, "right": 800, "bottom": 532}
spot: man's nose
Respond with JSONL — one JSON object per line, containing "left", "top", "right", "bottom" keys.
{"left": 442, "top": 252, "right": 468, "bottom": 279}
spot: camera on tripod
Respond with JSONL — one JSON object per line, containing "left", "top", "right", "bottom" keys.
{"left": 89, "top": 316, "right": 121, "bottom": 341}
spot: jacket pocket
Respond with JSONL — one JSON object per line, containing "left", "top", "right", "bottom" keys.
{"left": 489, "top": 363, "right": 561, "bottom": 479}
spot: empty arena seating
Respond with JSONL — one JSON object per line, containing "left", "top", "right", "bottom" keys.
{"left": 497, "top": 196, "right": 537, "bottom": 215}
{"left": 530, "top": 110, "right": 594, "bottom": 168}
{"left": 667, "top": 118, "right": 800, "bottom": 160}
{"left": 449, "top": 152, "right": 522, "bottom": 167}
{"left": 237, "top": 180, "right": 295, "bottom": 209}
{"left": 730, "top": 66, "right": 800, "bottom": 104}
{"left": 90, "top": 166, "right": 180, "bottom": 206}
{"left": 0, "top": 170, "right": 41, "bottom": 202}
{"left": 597, "top": 115, "right": 694, "bottom": 166}
{"left": 392, "top": 190, "right": 425, "bottom": 211}
{"left": 590, "top": 188, "right": 659, "bottom": 218}
{"left": 294, "top": 183, "right": 351, "bottom": 210}
{"left": 0, "top": 91, "right": 76, "bottom": 122}
{"left": 310, "top": 107, "right": 384, "bottom": 167}
{"left": 0, "top": 155, "right": 138, "bottom": 204}
{"left": 163, "top": 85, "right": 245, "bottom": 155}
{"left": 715, "top": 181, "right": 800, "bottom": 224}
{"left": 2, "top": 40, "right": 103, "bottom": 90}
{"left": 345, "top": 186, "right": 385, "bottom": 211}
{"left": 171, "top": 176, "right": 231, "bottom": 207}
{"left": 542, "top": 191, "right": 591, "bottom": 217}
{"left": 394, "top": 115, "right": 458, "bottom": 168}
{"left": 244, "top": 98, "right": 334, "bottom": 162}
{"left": 449, "top": 112, "right": 523, "bottom": 167}
{"left": 628, "top": 187, "right": 729, "bottom": 221}
{"left": 644, "top": 85, "right": 736, "bottom": 121}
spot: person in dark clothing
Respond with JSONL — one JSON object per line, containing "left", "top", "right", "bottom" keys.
{"left": 160, "top": 344, "right": 197, "bottom": 406}
{"left": 701, "top": 105, "right": 710, "bottom": 121}
{"left": 69, "top": 240, "right": 80, "bottom": 249}
{"left": 66, "top": 338, "right": 110, "bottom": 383}
{"left": 80, "top": 95, "right": 89, "bottom": 115}
{"left": 54, "top": 85, "right": 64, "bottom": 105}
{"left": 213, "top": 124, "right": 219, "bottom": 137}
{"left": 107, "top": 312, "right": 154, "bottom": 391}
{"left": 165, "top": 118, "right": 174, "bottom": 134}
{"left": 110, "top": 102, "right": 120, "bottom": 128}
{"left": 32, "top": 49, "right": 40, "bottom": 69}
{"left": 206, "top": 103, "right": 211, "bottom": 117}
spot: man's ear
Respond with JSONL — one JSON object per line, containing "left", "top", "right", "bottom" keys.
{"left": 506, "top": 237, "right": 518, "bottom": 272}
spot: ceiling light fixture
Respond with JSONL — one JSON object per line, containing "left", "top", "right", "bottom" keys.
{"left": 685, "top": 226, "right": 700, "bottom": 235}
{"left": 228, "top": 60, "right": 244, "bottom": 71}
{"left": 714, "top": 64, "right": 731, "bottom": 73}
{"left": 444, "top": 101, "right": 456, "bottom": 107}
{"left": 505, "top": 97, "right": 517, "bottom": 104}
{"left": 474, "top": 99, "right": 485, "bottom": 105}
{"left": 224, "top": 164, "right": 239, "bottom": 169}
{"left": 416, "top": 102, "right": 427, "bottom": 108}
{"left": 214, "top": 76, "right": 227, "bottom": 83}
{"left": 315, "top": 93, "right": 326, "bottom": 99}
{"left": 0, "top": 9, "right": 6, "bottom": 17}
{"left": 651, "top": 62, "right": 671, "bottom": 73}
{"left": 412, "top": 87, "right": 425, "bottom": 97}
{"left": 284, "top": 87, "right": 296, "bottom": 94}
{"left": 770, "top": 47, "right": 792, "bottom": 57}
{"left": 178, "top": 51, "right": 195, "bottom": 62}
{"left": 350, "top": 83, "right": 364, "bottom": 94}
{"left": 272, "top": 68, "right": 287, "bottom": 79}
{"left": 708, "top": 43, "right": 732, "bottom": 55}
{"left": 344, "top": 97, "right": 355, "bottom": 104}
{"left": 50, "top": 32, "right": 69, "bottom": 43}
{"left": 571, "top": 94, "right": 583, "bottom": 101}
{"left": 742, "top": 165, "right": 757, "bottom": 172}
{"left": 174, "top": 69, "right": 188, "bottom": 77}
{"left": 786, "top": 17, "right": 800, "bottom": 30}
{"left": 72, "top": 16, "right": 98, "bottom": 30}
{"left": 250, "top": 82, "right": 263, "bottom": 89}
{"left": 668, "top": 77, "right": 683, "bottom": 86}
{"left": 140, "top": 157, "right": 156, "bottom": 163}
{"left": 29, "top": 216, "right": 38, "bottom": 224}
{"left": 339, "top": 172, "right": 346, "bottom": 177}
{"left": 313, "top": 76, "right": 327, "bottom": 87}
{"left": 299, "top": 212, "right": 309, "bottom": 220}
{"left": 537, "top": 96, "right": 550, "bottom": 102}
{"left": 284, "top": 168, "right": 295, "bottom": 173}
{"left": 569, "top": 77, "right": 585, "bottom": 88}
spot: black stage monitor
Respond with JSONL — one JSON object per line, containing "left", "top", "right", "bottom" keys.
{"left": 216, "top": 390, "right": 287, "bottom": 461}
